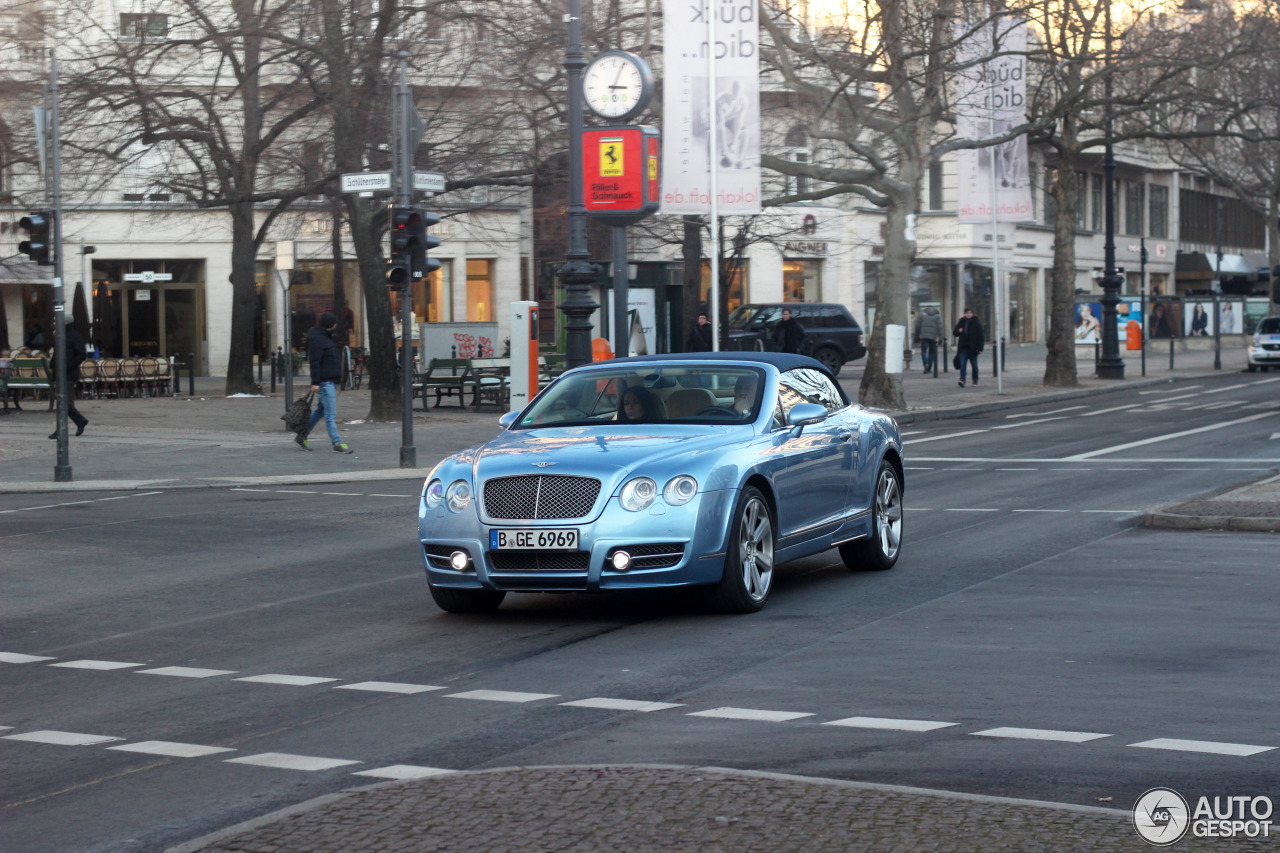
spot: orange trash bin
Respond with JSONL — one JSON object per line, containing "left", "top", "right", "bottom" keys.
{"left": 1126, "top": 319, "right": 1142, "bottom": 350}
{"left": 592, "top": 337, "right": 614, "bottom": 362}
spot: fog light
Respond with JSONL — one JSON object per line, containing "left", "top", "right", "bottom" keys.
{"left": 450, "top": 550, "right": 470, "bottom": 570}
{"left": 611, "top": 550, "right": 632, "bottom": 572}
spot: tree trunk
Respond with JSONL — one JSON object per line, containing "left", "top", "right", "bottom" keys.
{"left": 349, "top": 199, "right": 400, "bottom": 420}
{"left": 1044, "top": 152, "right": 1080, "bottom": 387}
{"left": 680, "top": 215, "right": 703, "bottom": 351}
{"left": 859, "top": 198, "right": 910, "bottom": 409}
{"left": 1270, "top": 191, "right": 1280, "bottom": 313}
{"left": 224, "top": 198, "right": 261, "bottom": 394}
{"left": 331, "top": 198, "right": 350, "bottom": 351}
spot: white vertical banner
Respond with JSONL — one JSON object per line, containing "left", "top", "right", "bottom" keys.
{"left": 661, "top": 0, "right": 761, "bottom": 215}
{"left": 954, "top": 18, "right": 1032, "bottom": 223}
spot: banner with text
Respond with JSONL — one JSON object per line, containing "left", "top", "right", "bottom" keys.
{"left": 954, "top": 18, "right": 1033, "bottom": 223}
{"left": 660, "top": 0, "right": 761, "bottom": 215}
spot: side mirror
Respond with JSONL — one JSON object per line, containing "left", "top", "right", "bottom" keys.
{"left": 787, "top": 402, "right": 828, "bottom": 437}
{"left": 498, "top": 411, "right": 519, "bottom": 430}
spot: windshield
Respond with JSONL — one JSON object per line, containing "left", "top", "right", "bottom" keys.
{"left": 1259, "top": 318, "right": 1280, "bottom": 334}
{"left": 727, "top": 305, "right": 779, "bottom": 330}
{"left": 516, "top": 365, "right": 765, "bottom": 428}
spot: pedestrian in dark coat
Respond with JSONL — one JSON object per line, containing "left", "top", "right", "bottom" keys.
{"left": 953, "top": 307, "right": 984, "bottom": 387}
{"left": 915, "top": 306, "right": 943, "bottom": 374}
{"left": 296, "top": 312, "right": 353, "bottom": 453}
{"left": 684, "top": 312, "right": 713, "bottom": 352}
{"left": 773, "top": 308, "right": 806, "bottom": 354}
{"left": 48, "top": 323, "right": 89, "bottom": 439}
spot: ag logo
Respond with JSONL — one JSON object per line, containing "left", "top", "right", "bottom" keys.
{"left": 1133, "top": 787, "right": 1190, "bottom": 846}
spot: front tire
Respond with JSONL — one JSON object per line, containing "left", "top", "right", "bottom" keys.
{"left": 840, "top": 460, "right": 902, "bottom": 572}
{"left": 429, "top": 584, "right": 506, "bottom": 613}
{"left": 813, "top": 346, "right": 842, "bottom": 374}
{"left": 708, "top": 486, "right": 775, "bottom": 613}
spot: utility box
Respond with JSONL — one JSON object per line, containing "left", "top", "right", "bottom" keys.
{"left": 510, "top": 301, "right": 539, "bottom": 413}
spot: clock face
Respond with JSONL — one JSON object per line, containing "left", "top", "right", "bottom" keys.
{"left": 583, "top": 52, "right": 649, "bottom": 120}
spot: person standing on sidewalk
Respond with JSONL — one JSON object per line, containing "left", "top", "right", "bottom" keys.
{"left": 684, "top": 312, "right": 713, "bottom": 352}
{"left": 773, "top": 308, "right": 807, "bottom": 354}
{"left": 47, "top": 321, "right": 89, "bottom": 440}
{"left": 296, "top": 312, "right": 353, "bottom": 453}
{"left": 953, "top": 307, "right": 984, "bottom": 387}
{"left": 916, "top": 305, "right": 943, "bottom": 374}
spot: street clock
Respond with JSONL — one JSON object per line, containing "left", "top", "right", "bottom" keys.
{"left": 582, "top": 50, "right": 654, "bottom": 122}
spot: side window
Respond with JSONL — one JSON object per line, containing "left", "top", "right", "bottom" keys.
{"left": 778, "top": 367, "right": 845, "bottom": 419}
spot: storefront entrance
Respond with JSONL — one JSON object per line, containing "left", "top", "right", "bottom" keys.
{"left": 93, "top": 260, "right": 206, "bottom": 372}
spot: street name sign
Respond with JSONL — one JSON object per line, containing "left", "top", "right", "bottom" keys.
{"left": 414, "top": 171, "right": 446, "bottom": 193}
{"left": 341, "top": 172, "right": 392, "bottom": 193}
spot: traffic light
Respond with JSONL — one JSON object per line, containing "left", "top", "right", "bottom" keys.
{"left": 18, "top": 210, "right": 53, "bottom": 266}
{"left": 386, "top": 206, "right": 420, "bottom": 291}
{"left": 413, "top": 211, "right": 443, "bottom": 280}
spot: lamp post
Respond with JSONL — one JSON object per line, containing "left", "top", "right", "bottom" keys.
{"left": 1097, "top": 0, "right": 1125, "bottom": 379}
{"left": 557, "top": 0, "right": 601, "bottom": 368}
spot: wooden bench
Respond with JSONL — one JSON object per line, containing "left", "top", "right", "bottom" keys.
{"left": 469, "top": 357, "right": 511, "bottom": 409}
{"left": 415, "top": 358, "right": 472, "bottom": 409}
{"left": 5, "top": 357, "right": 55, "bottom": 411}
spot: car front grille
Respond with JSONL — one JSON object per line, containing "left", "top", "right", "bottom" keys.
{"left": 1263, "top": 343, "right": 1280, "bottom": 352}
{"left": 489, "top": 551, "right": 591, "bottom": 572}
{"left": 483, "top": 475, "right": 602, "bottom": 519}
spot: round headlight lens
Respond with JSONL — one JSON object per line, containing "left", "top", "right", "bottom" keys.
{"left": 620, "top": 477, "right": 658, "bottom": 512}
{"left": 445, "top": 480, "right": 472, "bottom": 512}
{"left": 663, "top": 475, "right": 699, "bottom": 506}
{"left": 424, "top": 479, "right": 444, "bottom": 508}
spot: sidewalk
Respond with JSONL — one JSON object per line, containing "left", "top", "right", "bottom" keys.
{"left": 0, "top": 343, "right": 1259, "bottom": 494}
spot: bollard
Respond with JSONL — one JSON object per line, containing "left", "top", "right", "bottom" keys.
{"left": 932, "top": 342, "right": 939, "bottom": 378}
{"left": 1001, "top": 339, "right": 1006, "bottom": 372}
{"left": 257, "top": 354, "right": 263, "bottom": 383}
{"left": 941, "top": 338, "right": 948, "bottom": 373}
{"left": 172, "top": 355, "right": 180, "bottom": 394}
{"left": 187, "top": 352, "right": 196, "bottom": 396}
{"left": 1169, "top": 337, "right": 1174, "bottom": 370}
{"left": 270, "top": 352, "right": 277, "bottom": 393}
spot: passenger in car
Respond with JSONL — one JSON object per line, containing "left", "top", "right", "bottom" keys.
{"left": 617, "top": 386, "right": 665, "bottom": 423}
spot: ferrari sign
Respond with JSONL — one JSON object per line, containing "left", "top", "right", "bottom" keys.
{"left": 582, "top": 125, "right": 660, "bottom": 226}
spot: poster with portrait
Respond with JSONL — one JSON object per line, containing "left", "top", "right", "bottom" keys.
{"left": 1074, "top": 302, "right": 1102, "bottom": 344}
{"left": 1147, "top": 300, "right": 1181, "bottom": 339}
{"left": 1184, "top": 300, "right": 1214, "bottom": 337}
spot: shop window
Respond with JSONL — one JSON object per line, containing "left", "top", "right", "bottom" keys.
{"left": 466, "top": 259, "right": 494, "bottom": 321}
{"left": 1149, "top": 185, "right": 1168, "bottom": 238}
{"left": 783, "top": 125, "right": 810, "bottom": 196}
{"left": 121, "top": 13, "right": 167, "bottom": 38}
{"left": 1124, "top": 180, "right": 1144, "bottom": 236}
{"left": 928, "top": 161, "right": 944, "bottom": 211}
{"left": 700, "top": 260, "right": 749, "bottom": 314}
{"left": 783, "top": 259, "right": 822, "bottom": 302}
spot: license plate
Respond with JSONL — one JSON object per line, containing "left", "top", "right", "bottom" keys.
{"left": 489, "top": 528, "right": 579, "bottom": 551}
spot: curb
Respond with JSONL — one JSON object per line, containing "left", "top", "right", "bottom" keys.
{"left": 1142, "top": 512, "right": 1280, "bottom": 532}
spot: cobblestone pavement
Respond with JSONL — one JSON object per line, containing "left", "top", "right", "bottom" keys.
{"left": 172, "top": 765, "right": 1273, "bottom": 853}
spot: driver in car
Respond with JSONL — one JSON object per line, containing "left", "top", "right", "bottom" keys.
{"left": 733, "top": 374, "right": 758, "bottom": 416}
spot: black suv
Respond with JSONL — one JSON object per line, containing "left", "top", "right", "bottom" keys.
{"left": 726, "top": 303, "right": 867, "bottom": 373}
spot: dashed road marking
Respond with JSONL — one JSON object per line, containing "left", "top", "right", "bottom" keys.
{"left": 4, "top": 730, "right": 123, "bottom": 746}
{"left": 992, "top": 417, "right": 1068, "bottom": 430}
{"left": 322, "top": 492, "right": 363, "bottom": 496}
{"left": 1129, "top": 738, "right": 1275, "bottom": 757}
{"left": 446, "top": 689, "right": 559, "bottom": 703}
{"left": 561, "top": 698, "right": 683, "bottom": 713}
{"left": 1007, "top": 406, "right": 1087, "bottom": 418}
{"left": 137, "top": 666, "right": 237, "bottom": 679}
{"left": 1139, "top": 384, "right": 1203, "bottom": 395}
{"left": 688, "top": 707, "right": 813, "bottom": 723}
{"left": 370, "top": 494, "right": 414, "bottom": 498}
{"left": 109, "top": 741, "right": 235, "bottom": 758}
{"left": 944, "top": 508, "right": 999, "bottom": 513}
{"left": 335, "top": 681, "right": 443, "bottom": 695}
{"left": 996, "top": 468, "right": 1037, "bottom": 471}
{"left": 0, "top": 492, "right": 165, "bottom": 514}
{"left": 1013, "top": 509, "right": 1069, "bottom": 513}
{"left": 225, "top": 752, "right": 361, "bottom": 772}
{"left": 0, "top": 653, "right": 55, "bottom": 664}
{"left": 972, "top": 727, "right": 1109, "bottom": 743}
{"left": 353, "top": 765, "right": 456, "bottom": 780}
{"left": 1081, "top": 510, "right": 1139, "bottom": 514}
{"left": 904, "top": 430, "right": 989, "bottom": 445}
{"left": 825, "top": 716, "right": 957, "bottom": 732}
{"left": 49, "top": 660, "right": 143, "bottom": 671}
{"left": 1081, "top": 403, "right": 1142, "bottom": 417}
{"left": 1064, "top": 412, "right": 1279, "bottom": 460}
{"left": 235, "top": 674, "right": 340, "bottom": 687}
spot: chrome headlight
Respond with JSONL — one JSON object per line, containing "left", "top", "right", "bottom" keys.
{"left": 663, "top": 475, "right": 699, "bottom": 506}
{"left": 620, "top": 477, "right": 658, "bottom": 511}
{"left": 424, "top": 479, "right": 444, "bottom": 508}
{"left": 445, "top": 480, "right": 472, "bottom": 512}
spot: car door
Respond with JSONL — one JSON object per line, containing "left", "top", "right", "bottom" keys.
{"left": 770, "top": 368, "right": 855, "bottom": 541}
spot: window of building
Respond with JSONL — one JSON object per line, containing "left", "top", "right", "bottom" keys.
{"left": 1091, "top": 174, "right": 1103, "bottom": 231}
{"left": 1149, "top": 184, "right": 1168, "bottom": 238}
{"left": 121, "top": 140, "right": 171, "bottom": 202}
{"left": 1124, "top": 180, "right": 1144, "bottom": 235}
{"left": 465, "top": 259, "right": 493, "bottom": 321}
{"left": 120, "top": 13, "right": 168, "bottom": 38}
{"left": 782, "top": 259, "right": 822, "bottom": 302}
{"left": 783, "top": 126, "right": 810, "bottom": 197}
{"left": 391, "top": 260, "right": 452, "bottom": 325}
{"left": 928, "top": 161, "right": 945, "bottom": 211}
{"left": 1074, "top": 172, "right": 1087, "bottom": 229}
{"left": 700, "top": 260, "right": 749, "bottom": 313}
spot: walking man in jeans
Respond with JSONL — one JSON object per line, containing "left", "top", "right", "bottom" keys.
{"left": 953, "top": 307, "right": 985, "bottom": 387}
{"left": 296, "top": 312, "right": 353, "bottom": 452}
{"left": 915, "top": 305, "right": 943, "bottom": 375}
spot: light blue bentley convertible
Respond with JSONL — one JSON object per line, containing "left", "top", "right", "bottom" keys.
{"left": 418, "top": 352, "right": 904, "bottom": 614}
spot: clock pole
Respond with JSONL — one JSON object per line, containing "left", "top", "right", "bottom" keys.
{"left": 558, "top": 0, "right": 601, "bottom": 369}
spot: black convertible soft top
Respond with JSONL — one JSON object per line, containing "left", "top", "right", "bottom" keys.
{"left": 594, "top": 351, "right": 836, "bottom": 380}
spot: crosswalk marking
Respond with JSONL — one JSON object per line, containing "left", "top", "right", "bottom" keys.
{"left": 335, "top": 681, "right": 443, "bottom": 695}
{"left": 446, "top": 689, "right": 559, "bottom": 703}
{"left": 972, "top": 727, "right": 1109, "bottom": 743}
{"left": 50, "top": 660, "right": 143, "bottom": 671}
{"left": 561, "top": 698, "right": 683, "bottom": 713}
{"left": 0, "top": 652, "right": 56, "bottom": 664}
{"left": 687, "top": 707, "right": 813, "bottom": 722}
{"left": 825, "top": 717, "right": 956, "bottom": 732}
{"left": 235, "top": 674, "right": 340, "bottom": 687}
{"left": 4, "top": 730, "right": 123, "bottom": 746}
{"left": 136, "top": 666, "right": 237, "bottom": 679}
{"left": 225, "top": 752, "right": 360, "bottom": 772}
{"left": 1129, "top": 738, "right": 1275, "bottom": 757}
{"left": 353, "top": 765, "right": 456, "bottom": 780}
{"left": 109, "top": 741, "right": 235, "bottom": 758}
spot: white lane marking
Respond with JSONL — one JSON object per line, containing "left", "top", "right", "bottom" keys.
{"left": 49, "top": 660, "right": 143, "bottom": 671}
{"left": 230, "top": 488, "right": 271, "bottom": 492}
{"left": 1130, "top": 738, "right": 1275, "bottom": 757}
{"left": 1081, "top": 404, "right": 1142, "bottom": 417}
{"left": 1137, "top": 392, "right": 1205, "bottom": 404}
{"left": 322, "top": 492, "right": 363, "bottom": 496}
{"left": 1105, "top": 468, "right": 1148, "bottom": 471}
{"left": 911, "top": 457, "right": 1280, "bottom": 464}
{"left": 1013, "top": 509, "right": 1069, "bottom": 513}
{"left": 996, "top": 468, "right": 1038, "bottom": 471}
{"left": 370, "top": 494, "right": 414, "bottom": 498}
{"left": 446, "top": 689, "right": 559, "bottom": 703}
{"left": 991, "top": 417, "right": 1067, "bottom": 430}
{"left": 972, "top": 727, "right": 1109, "bottom": 743}
{"left": 0, "top": 726, "right": 11, "bottom": 731}
{"left": 904, "top": 507, "right": 933, "bottom": 511}
{"left": 109, "top": 741, "right": 235, "bottom": 758}
{"left": 0, "top": 653, "right": 55, "bottom": 664}
{"left": 688, "top": 707, "right": 814, "bottom": 722}
{"left": 944, "top": 508, "right": 999, "bottom": 513}
{"left": 905, "top": 430, "right": 989, "bottom": 445}
{"left": 900, "top": 431, "right": 927, "bottom": 436}
{"left": 0, "top": 491, "right": 167, "bottom": 513}
{"left": 560, "top": 698, "right": 683, "bottom": 713}
{"left": 904, "top": 466, "right": 934, "bottom": 470}
{"left": 4, "top": 730, "right": 123, "bottom": 746}
{"left": 825, "top": 717, "right": 957, "bottom": 732}
{"left": 235, "top": 674, "right": 340, "bottom": 687}
{"left": 1007, "top": 406, "right": 1087, "bottom": 418}
{"left": 274, "top": 490, "right": 318, "bottom": 495}
{"left": 1081, "top": 510, "right": 1139, "bottom": 514}
{"left": 1272, "top": 433, "right": 1280, "bottom": 440}
{"left": 1064, "top": 412, "right": 1279, "bottom": 460}
{"left": 1140, "top": 384, "right": 1203, "bottom": 395}
{"left": 225, "top": 752, "right": 360, "bottom": 772}
{"left": 136, "top": 666, "right": 237, "bottom": 678}
{"left": 1202, "top": 382, "right": 1253, "bottom": 395}
{"left": 353, "top": 765, "right": 456, "bottom": 780}
{"left": 1186, "top": 401, "right": 1244, "bottom": 411}
{"left": 335, "top": 681, "right": 444, "bottom": 695}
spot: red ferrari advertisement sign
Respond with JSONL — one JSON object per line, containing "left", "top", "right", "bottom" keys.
{"left": 582, "top": 126, "right": 660, "bottom": 225}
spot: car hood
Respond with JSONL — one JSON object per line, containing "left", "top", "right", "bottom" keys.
{"left": 472, "top": 426, "right": 744, "bottom": 487}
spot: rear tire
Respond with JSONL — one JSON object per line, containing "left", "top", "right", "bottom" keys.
{"left": 839, "top": 460, "right": 902, "bottom": 572}
{"left": 707, "top": 486, "right": 775, "bottom": 613}
{"left": 429, "top": 584, "right": 506, "bottom": 613}
{"left": 813, "top": 346, "right": 842, "bottom": 374}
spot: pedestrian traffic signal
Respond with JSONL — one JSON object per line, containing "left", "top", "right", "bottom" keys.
{"left": 386, "top": 206, "right": 420, "bottom": 291}
{"left": 413, "top": 211, "right": 443, "bottom": 280}
{"left": 18, "top": 210, "right": 53, "bottom": 266}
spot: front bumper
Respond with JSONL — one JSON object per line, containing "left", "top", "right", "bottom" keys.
{"left": 1248, "top": 345, "right": 1280, "bottom": 366}
{"left": 419, "top": 489, "right": 736, "bottom": 592}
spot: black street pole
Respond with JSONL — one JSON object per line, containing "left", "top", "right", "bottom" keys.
{"left": 1139, "top": 236, "right": 1147, "bottom": 377}
{"left": 558, "top": 0, "right": 601, "bottom": 368}
{"left": 396, "top": 51, "right": 416, "bottom": 468}
{"left": 1214, "top": 196, "right": 1223, "bottom": 371}
{"left": 1097, "top": 0, "right": 1125, "bottom": 379}
{"left": 50, "top": 51, "right": 72, "bottom": 481}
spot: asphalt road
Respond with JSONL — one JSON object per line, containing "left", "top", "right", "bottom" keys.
{"left": 2, "top": 373, "right": 1278, "bottom": 853}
